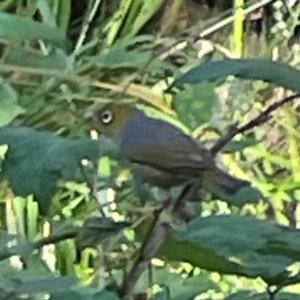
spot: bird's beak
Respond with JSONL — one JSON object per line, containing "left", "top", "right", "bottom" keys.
{"left": 84, "top": 110, "right": 94, "bottom": 121}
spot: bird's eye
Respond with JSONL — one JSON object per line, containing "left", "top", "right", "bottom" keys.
{"left": 101, "top": 110, "right": 113, "bottom": 124}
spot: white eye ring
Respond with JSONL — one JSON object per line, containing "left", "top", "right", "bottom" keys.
{"left": 101, "top": 110, "right": 113, "bottom": 124}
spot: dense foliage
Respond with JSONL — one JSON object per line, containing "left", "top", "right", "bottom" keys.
{"left": 1, "top": 0, "right": 300, "bottom": 299}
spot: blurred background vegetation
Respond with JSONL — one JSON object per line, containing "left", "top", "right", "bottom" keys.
{"left": 1, "top": 0, "right": 300, "bottom": 299}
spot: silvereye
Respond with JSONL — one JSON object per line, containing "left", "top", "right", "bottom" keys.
{"left": 89, "top": 102, "right": 249, "bottom": 195}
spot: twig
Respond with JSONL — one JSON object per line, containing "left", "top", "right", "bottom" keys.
{"left": 210, "top": 93, "right": 300, "bottom": 155}
{"left": 118, "top": 206, "right": 173, "bottom": 296}
{"left": 0, "top": 228, "right": 78, "bottom": 261}
{"left": 118, "top": 182, "right": 199, "bottom": 297}
{"left": 172, "top": 182, "right": 201, "bottom": 216}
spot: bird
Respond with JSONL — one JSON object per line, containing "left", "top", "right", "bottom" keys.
{"left": 87, "top": 101, "right": 251, "bottom": 196}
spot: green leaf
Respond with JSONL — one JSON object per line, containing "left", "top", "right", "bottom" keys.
{"left": 50, "top": 288, "right": 121, "bottom": 300}
{"left": 159, "top": 215, "right": 300, "bottom": 280}
{"left": 38, "top": 0, "right": 71, "bottom": 31}
{"left": 209, "top": 184, "right": 262, "bottom": 207}
{"left": 89, "top": 290, "right": 121, "bottom": 300}
{"left": 5, "top": 47, "right": 70, "bottom": 70}
{"left": 167, "top": 276, "right": 217, "bottom": 300}
{"left": 221, "top": 137, "right": 259, "bottom": 153}
{"left": 50, "top": 290, "right": 85, "bottom": 300}
{"left": 0, "top": 266, "right": 76, "bottom": 297}
{"left": 137, "top": 266, "right": 217, "bottom": 299}
{"left": 13, "top": 276, "right": 76, "bottom": 294}
{"left": 0, "top": 12, "right": 68, "bottom": 48}
{"left": 124, "top": 0, "right": 165, "bottom": 40}
{"left": 154, "top": 287, "right": 171, "bottom": 300}
{"left": 0, "top": 82, "right": 25, "bottom": 126}
{"left": 0, "top": 232, "right": 16, "bottom": 247}
{"left": 173, "top": 81, "right": 217, "bottom": 129}
{"left": 56, "top": 0, "right": 71, "bottom": 31}
{"left": 0, "top": 127, "right": 99, "bottom": 214}
{"left": 225, "top": 291, "right": 262, "bottom": 300}
{"left": 171, "top": 58, "right": 300, "bottom": 93}
{"left": 225, "top": 291, "right": 300, "bottom": 300}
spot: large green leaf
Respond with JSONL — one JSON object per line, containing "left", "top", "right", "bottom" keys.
{"left": 171, "top": 58, "right": 300, "bottom": 93}
{"left": 225, "top": 291, "right": 300, "bottom": 300}
{"left": 0, "top": 264, "right": 76, "bottom": 298}
{"left": 0, "top": 12, "right": 67, "bottom": 48}
{"left": 0, "top": 127, "right": 99, "bottom": 214}
{"left": 159, "top": 215, "right": 300, "bottom": 281}
{"left": 0, "top": 262, "right": 120, "bottom": 300}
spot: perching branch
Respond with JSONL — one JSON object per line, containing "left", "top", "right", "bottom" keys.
{"left": 210, "top": 93, "right": 300, "bottom": 155}
{"left": 118, "top": 182, "right": 200, "bottom": 297}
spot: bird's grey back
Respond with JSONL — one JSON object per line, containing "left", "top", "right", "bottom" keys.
{"left": 115, "top": 109, "right": 212, "bottom": 162}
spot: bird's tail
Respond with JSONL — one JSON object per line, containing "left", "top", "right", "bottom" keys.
{"left": 202, "top": 167, "right": 250, "bottom": 196}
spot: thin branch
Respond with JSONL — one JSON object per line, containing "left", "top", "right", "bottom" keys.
{"left": 118, "top": 182, "right": 200, "bottom": 297}
{"left": 172, "top": 182, "right": 201, "bottom": 216}
{"left": 0, "top": 228, "right": 78, "bottom": 261}
{"left": 210, "top": 93, "right": 300, "bottom": 155}
{"left": 118, "top": 206, "right": 173, "bottom": 296}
